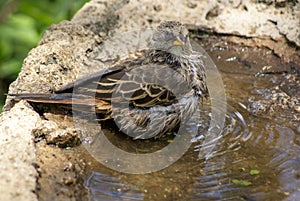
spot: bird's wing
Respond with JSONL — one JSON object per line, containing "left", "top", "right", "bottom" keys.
{"left": 56, "top": 57, "right": 178, "bottom": 109}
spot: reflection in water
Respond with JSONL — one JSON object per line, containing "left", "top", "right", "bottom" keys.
{"left": 265, "top": 126, "right": 300, "bottom": 201}
{"left": 192, "top": 102, "right": 300, "bottom": 200}
{"left": 85, "top": 171, "right": 144, "bottom": 201}
{"left": 83, "top": 99, "right": 300, "bottom": 200}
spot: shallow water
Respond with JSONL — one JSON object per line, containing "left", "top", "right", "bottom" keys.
{"left": 55, "top": 37, "right": 300, "bottom": 200}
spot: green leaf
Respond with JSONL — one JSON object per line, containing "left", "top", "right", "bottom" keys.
{"left": 232, "top": 179, "right": 252, "bottom": 186}
{"left": 250, "top": 169, "right": 260, "bottom": 175}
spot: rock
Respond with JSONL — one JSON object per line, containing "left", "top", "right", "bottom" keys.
{"left": 33, "top": 118, "right": 81, "bottom": 148}
{"left": 0, "top": 101, "right": 39, "bottom": 201}
{"left": 247, "top": 74, "right": 300, "bottom": 127}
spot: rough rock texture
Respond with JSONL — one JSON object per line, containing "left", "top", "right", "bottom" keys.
{"left": 0, "top": 101, "right": 39, "bottom": 201}
{"left": 7, "top": 21, "right": 102, "bottom": 95}
{"left": 0, "top": 0, "right": 299, "bottom": 200}
{"left": 75, "top": 0, "right": 300, "bottom": 61}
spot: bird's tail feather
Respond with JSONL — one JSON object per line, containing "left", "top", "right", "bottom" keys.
{"left": 8, "top": 93, "right": 112, "bottom": 115}
{"left": 8, "top": 93, "right": 75, "bottom": 104}
{"left": 8, "top": 93, "right": 111, "bottom": 111}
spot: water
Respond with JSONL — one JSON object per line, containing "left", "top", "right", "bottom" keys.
{"left": 81, "top": 99, "right": 299, "bottom": 200}
{"left": 38, "top": 36, "right": 299, "bottom": 200}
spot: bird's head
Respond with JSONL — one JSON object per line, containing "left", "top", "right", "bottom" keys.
{"left": 151, "top": 21, "right": 192, "bottom": 56}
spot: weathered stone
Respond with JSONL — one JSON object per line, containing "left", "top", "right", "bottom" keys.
{"left": 0, "top": 101, "right": 39, "bottom": 201}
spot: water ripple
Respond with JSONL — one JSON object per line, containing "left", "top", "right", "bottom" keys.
{"left": 191, "top": 101, "right": 299, "bottom": 200}
{"left": 85, "top": 171, "right": 144, "bottom": 201}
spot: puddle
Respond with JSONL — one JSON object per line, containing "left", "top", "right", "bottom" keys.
{"left": 35, "top": 35, "right": 300, "bottom": 200}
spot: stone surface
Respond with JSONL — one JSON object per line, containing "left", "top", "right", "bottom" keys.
{"left": 7, "top": 21, "right": 101, "bottom": 95}
{"left": 0, "top": 101, "right": 39, "bottom": 201}
{"left": 33, "top": 117, "right": 81, "bottom": 148}
{"left": 71, "top": 0, "right": 300, "bottom": 64}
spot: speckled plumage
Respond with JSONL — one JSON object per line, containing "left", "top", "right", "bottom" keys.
{"left": 10, "top": 21, "right": 208, "bottom": 139}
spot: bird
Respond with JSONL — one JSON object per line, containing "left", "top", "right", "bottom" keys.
{"left": 9, "top": 21, "right": 208, "bottom": 139}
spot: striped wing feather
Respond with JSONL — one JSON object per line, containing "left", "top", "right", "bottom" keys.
{"left": 55, "top": 57, "right": 177, "bottom": 109}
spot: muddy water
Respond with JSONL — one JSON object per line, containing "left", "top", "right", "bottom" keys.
{"left": 79, "top": 38, "right": 299, "bottom": 200}
{"left": 37, "top": 36, "right": 300, "bottom": 200}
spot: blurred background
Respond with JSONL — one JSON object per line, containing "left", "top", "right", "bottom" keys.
{"left": 0, "top": 0, "right": 89, "bottom": 113}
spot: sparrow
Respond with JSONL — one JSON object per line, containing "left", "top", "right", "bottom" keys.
{"left": 9, "top": 21, "right": 208, "bottom": 139}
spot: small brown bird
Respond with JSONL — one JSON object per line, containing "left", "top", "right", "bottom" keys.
{"left": 9, "top": 21, "right": 208, "bottom": 139}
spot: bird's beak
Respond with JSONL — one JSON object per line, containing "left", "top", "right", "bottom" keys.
{"left": 173, "top": 36, "right": 185, "bottom": 46}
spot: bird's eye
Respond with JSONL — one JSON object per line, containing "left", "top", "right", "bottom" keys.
{"left": 179, "top": 33, "right": 186, "bottom": 42}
